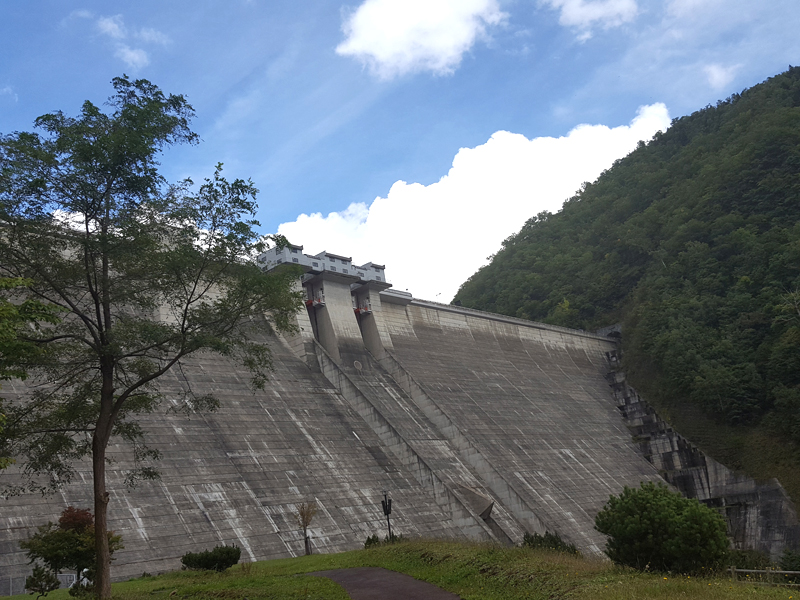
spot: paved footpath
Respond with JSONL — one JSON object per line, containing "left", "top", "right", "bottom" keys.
{"left": 308, "top": 567, "right": 461, "bottom": 600}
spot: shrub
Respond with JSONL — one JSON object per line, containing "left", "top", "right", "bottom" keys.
{"left": 594, "top": 481, "right": 729, "bottom": 573}
{"left": 522, "top": 532, "right": 579, "bottom": 555}
{"left": 780, "top": 547, "right": 800, "bottom": 571}
{"left": 780, "top": 547, "right": 800, "bottom": 582}
{"left": 181, "top": 545, "right": 241, "bottom": 572}
{"left": 25, "top": 565, "right": 60, "bottom": 600}
{"left": 364, "top": 533, "right": 406, "bottom": 549}
{"left": 58, "top": 508, "right": 93, "bottom": 532}
{"left": 67, "top": 583, "right": 93, "bottom": 598}
{"left": 728, "top": 548, "right": 771, "bottom": 570}
{"left": 19, "top": 506, "right": 122, "bottom": 585}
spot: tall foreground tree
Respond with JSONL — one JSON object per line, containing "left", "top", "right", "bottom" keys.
{"left": 0, "top": 77, "right": 303, "bottom": 598}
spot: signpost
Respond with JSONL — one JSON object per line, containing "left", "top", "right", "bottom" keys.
{"left": 381, "top": 490, "right": 393, "bottom": 541}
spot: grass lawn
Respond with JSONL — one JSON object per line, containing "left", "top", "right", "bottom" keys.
{"left": 13, "top": 540, "right": 798, "bottom": 600}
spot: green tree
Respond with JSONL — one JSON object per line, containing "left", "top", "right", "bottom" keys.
{"left": 20, "top": 507, "right": 123, "bottom": 586}
{"left": 25, "top": 565, "right": 60, "bottom": 600}
{"left": 0, "top": 278, "right": 60, "bottom": 381}
{"left": 0, "top": 76, "right": 303, "bottom": 598}
{"left": 594, "top": 481, "right": 729, "bottom": 573}
{"left": 0, "top": 277, "right": 61, "bottom": 469}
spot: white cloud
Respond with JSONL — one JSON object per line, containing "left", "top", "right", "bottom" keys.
{"left": 703, "top": 63, "right": 739, "bottom": 90}
{"left": 666, "top": 0, "right": 722, "bottom": 17}
{"left": 137, "top": 27, "right": 171, "bottom": 46}
{"left": 60, "top": 9, "right": 93, "bottom": 27}
{"left": 0, "top": 86, "right": 18, "bottom": 102}
{"left": 97, "top": 15, "right": 126, "bottom": 39}
{"left": 93, "top": 15, "right": 162, "bottom": 69}
{"left": 541, "top": 0, "right": 638, "bottom": 39}
{"left": 555, "top": 0, "right": 800, "bottom": 129}
{"left": 277, "top": 103, "right": 670, "bottom": 301}
{"left": 70, "top": 9, "right": 94, "bottom": 20}
{"left": 336, "top": 0, "right": 506, "bottom": 78}
{"left": 114, "top": 45, "right": 150, "bottom": 69}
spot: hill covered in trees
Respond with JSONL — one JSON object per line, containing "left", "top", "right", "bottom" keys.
{"left": 454, "top": 67, "right": 800, "bottom": 495}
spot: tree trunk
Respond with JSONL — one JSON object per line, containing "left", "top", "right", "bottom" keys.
{"left": 93, "top": 410, "right": 113, "bottom": 599}
{"left": 92, "top": 431, "right": 111, "bottom": 599}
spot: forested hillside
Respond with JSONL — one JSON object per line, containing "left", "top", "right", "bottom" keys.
{"left": 455, "top": 67, "right": 800, "bottom": 492}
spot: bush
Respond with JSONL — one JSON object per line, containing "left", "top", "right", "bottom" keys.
{"left": 386, "top": 533, "right": 405, "bottom": 544}
{"left": 181, "top": 545, "right": 241, "bottom": 572}
{"left": 780, "top": 548, "right": 800, "bottom": 571}
{"left": 522, "top": 532, "right": 580, "bottom": 555}
{"left": 594, "top": 481, "right": 729, "bottom": 573}
{"left": 19, "top": 506, "right": 122, "bottom": 586}
{"left": 25, "top": 565, "right": 60, "bottom": 599}
{"left": 364, "top": 533, "right": 405, "bottom": 549}
{"left": 780, "top": 547, "right": 800, "bottom": 581}
{"left": 728, "top": 548, "right": 771, "bottom": 570}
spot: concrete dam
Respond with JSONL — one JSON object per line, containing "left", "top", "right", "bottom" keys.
{"left": 1, "top": 246, "right": 796, "bottom": 593}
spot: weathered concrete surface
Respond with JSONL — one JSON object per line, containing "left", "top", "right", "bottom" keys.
{"left": 372, "top": 299, "right": 662, "bottom": 554}
{"left": 0, "top": 335, "right": 461, "bottom": 595}
{"left": 313, "top": 276, "right": 522, "bottom": 544}
{"left": 5, "top": 289, "right": 734, "bottom": 595}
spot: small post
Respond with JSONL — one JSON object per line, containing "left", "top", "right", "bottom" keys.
{"left": 381, "top": 490, "right": 393, "bottom": 541}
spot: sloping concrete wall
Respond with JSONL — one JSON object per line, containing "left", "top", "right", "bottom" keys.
{"left": 7, "top": 288, "right": 744, "bottom": 594}
{"left": 308, "top": 277, "right": 523, "bottom": 545}
{"left": 312, "top": 341, "right": 521, "bottom": 545}
{"left": 0, "top": 335, "right": 461, "bottom": 595}
{"left": 373, "top": 299, "right": 662, "bottom": 554}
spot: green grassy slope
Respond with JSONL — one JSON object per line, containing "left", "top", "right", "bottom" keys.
{"left": 454, "top": 67, "right": 800, "bottom": 499}
{"left": 13, "top": 541, "right": 796, "bottom": 600}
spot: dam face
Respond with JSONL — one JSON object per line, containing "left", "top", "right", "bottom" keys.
{"left": 1, "top": 248, "right": 791, "bottom": 593}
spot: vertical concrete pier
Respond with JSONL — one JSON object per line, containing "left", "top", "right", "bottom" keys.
{"left": 352, "top": 281, "right": 394, "bottom": 359}
{"left": 303, "top": 270, "right": 361, "bottom": 362}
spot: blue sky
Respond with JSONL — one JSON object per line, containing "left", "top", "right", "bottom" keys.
{"left": 2, "top": 1, "right": 799, "bottom": 299}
